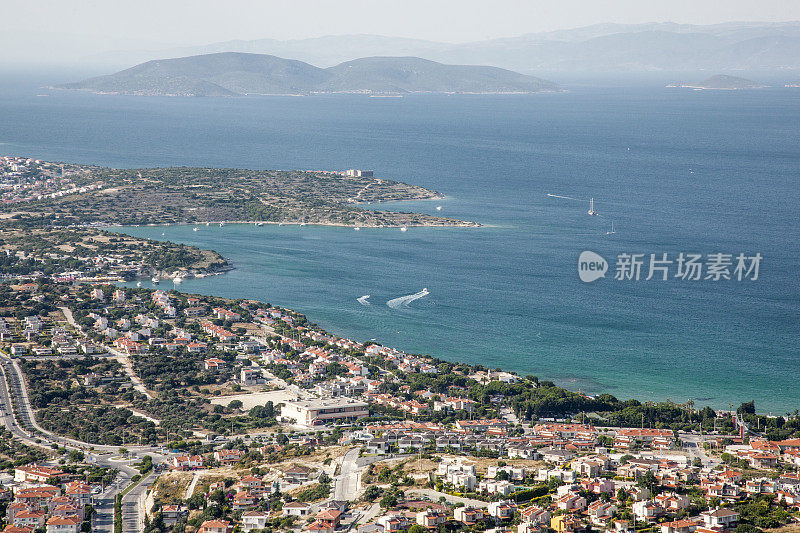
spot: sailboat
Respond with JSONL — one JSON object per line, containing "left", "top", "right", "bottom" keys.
{"left": 606, "top": 221, "right": 616, "bottom": 235}
{"left": 587, "top": 197, "right": 598, "bottom": 216}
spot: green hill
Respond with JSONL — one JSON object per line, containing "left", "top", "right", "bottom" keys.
{"left": 321, "top": 56, "right": 557, "bottom": 93}
{"left": 58, "top": 52, "right": 559, "bottom": 96}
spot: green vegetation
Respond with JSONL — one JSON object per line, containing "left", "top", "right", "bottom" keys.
{"left": 2, "top": 164, "right": 475, "bottom": 228}
{"left": 293, "top": 482, "right": 330, "bottom": 502}
{"left": 0, "top": 428, "right": 49, "bottom": 471}
{"left": 59, "top": 52, "right": 559, "bottom": 96}
{"left": 114, "top": 495, "right": 123, "bottom": 533}
{"left": 0, "top": 227, "right": 228, "bottom": 278}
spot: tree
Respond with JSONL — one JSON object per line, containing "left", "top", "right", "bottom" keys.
{"left": 737, "top": 401, "right": 756, "bottom": 415}
{"left": 363, "top": 485, "right": 383, "bottom": 502}
{"left": 638, "top": 471, "right": 657, "bottom": 494}
{"left": 380, "top": 493, "right": 398, "bottom": 509}
{"left": 68, "top": 449, "right": 85, "bottom": 463}
{"left": 548, "top": 476, "right": 564, "bottom": 491}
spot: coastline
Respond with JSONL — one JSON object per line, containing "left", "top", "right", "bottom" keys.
{"left": 51, "top": 87, "right": 564, "bottom": 98}
{"left": 107, "top": 219, "right": 482, "bottom": 229}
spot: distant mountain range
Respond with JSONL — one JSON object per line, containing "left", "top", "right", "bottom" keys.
{"left": 57, "top": 53, "right": 560, "bottom": 96}
{"left": 88, "top": 22, "right": 800, "bottom": 74}
{"left": 667, "top": 74, "right": 768, "bottom": 90}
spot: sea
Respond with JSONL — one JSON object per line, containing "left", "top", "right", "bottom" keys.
{"left": 2, "top": 73, "right": 799, "bottom": 413}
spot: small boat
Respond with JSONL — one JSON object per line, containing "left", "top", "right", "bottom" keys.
{"left": 400, "top": 226, "right": 408, "bottom": 232}
{"left": 354, "top": 227, "right": 360, "bottom": 231}
{"left": 436, "top": 206, "right": 442, "bottom": 211}
{"left": 161, "top": 232, "right": 165, "bottom": 236}
{"left": 219, "top": 222, "right": 225, "bottom": 227}
{"left": 587, "top": 197, "right": 598, "bottom": 216}
{"left": 205, "top": 222, "right": 210, "bottom": 226}
{"left": 300, "top": 222, "right": 306, "bottom": 226}
{"left": 256, "top": 222, "right": 264, "bottom": 226}
{"left": 151, "top": 277, "right": 160, "bottom": 284}
{"left": 606, "top": 222, "right": 616, "bottom": 235}
{"left": 173, "top": 277, "right": 183, "bottom": 284}
{"left": 193, "top": 227, "right": 198, "bottom": 232}
{"left": 136, "top": 281, "right": 142, "bottom": 287}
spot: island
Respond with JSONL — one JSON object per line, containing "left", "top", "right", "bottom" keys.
{"left": 56, "top": 52, "right": 560, "bottom": 96}
{"left": 0, "top": 156, "right": 479, "bottom": 228}
{"left": 667, "top": 74, "right": 768, "bottom": 90}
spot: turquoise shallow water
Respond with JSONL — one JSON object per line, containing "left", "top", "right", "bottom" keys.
{"left": 1, "top": 77, "right": 799, "bottom": 412}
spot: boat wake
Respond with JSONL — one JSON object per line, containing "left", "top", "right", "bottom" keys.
{"left": 547, "top": 193, "right": 583, "bottom": 201}
{"left": 357, "top": 295, "right": 371, "bottom": 305}
{"left": 386, "top": 288, "right": 429, "bottom": 309}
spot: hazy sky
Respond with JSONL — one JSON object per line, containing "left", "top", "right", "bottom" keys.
{"left": 5, "top": 0, "right": 800, "bottom": 45}
{"left": 2, "top": 0, "right": 800, "bottom": 68}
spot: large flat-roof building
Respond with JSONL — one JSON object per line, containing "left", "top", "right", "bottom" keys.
{"left": 344, "top": 169, "right": 374, "bottom": 178}
{"left": 280, "top": 397, "right": 369, "bottom": 426}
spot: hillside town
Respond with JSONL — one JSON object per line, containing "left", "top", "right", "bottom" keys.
{"left": 0, "top": 156, "right": 101, "bottom": 205}
{"left": 0, "top": 274, "right": 798, "bottom": 533}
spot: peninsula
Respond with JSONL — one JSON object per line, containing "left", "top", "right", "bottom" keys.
{"left": 0, "top": 156, "right": 478, "bottom": 227}
{"left": 57, "top": 52, "right": 560, "bottom": 96}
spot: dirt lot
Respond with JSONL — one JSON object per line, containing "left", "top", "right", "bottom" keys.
{"left": 210, "top": 389, "right": 302, "bottom": 410}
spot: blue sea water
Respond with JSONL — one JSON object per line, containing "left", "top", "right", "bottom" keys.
{"left": 1, "top": 77, "right": 799, "bottom": 412}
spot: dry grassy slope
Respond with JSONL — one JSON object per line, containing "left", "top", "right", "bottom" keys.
{"left": 6, "top": 167, "right": 478, "bottom": 227}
